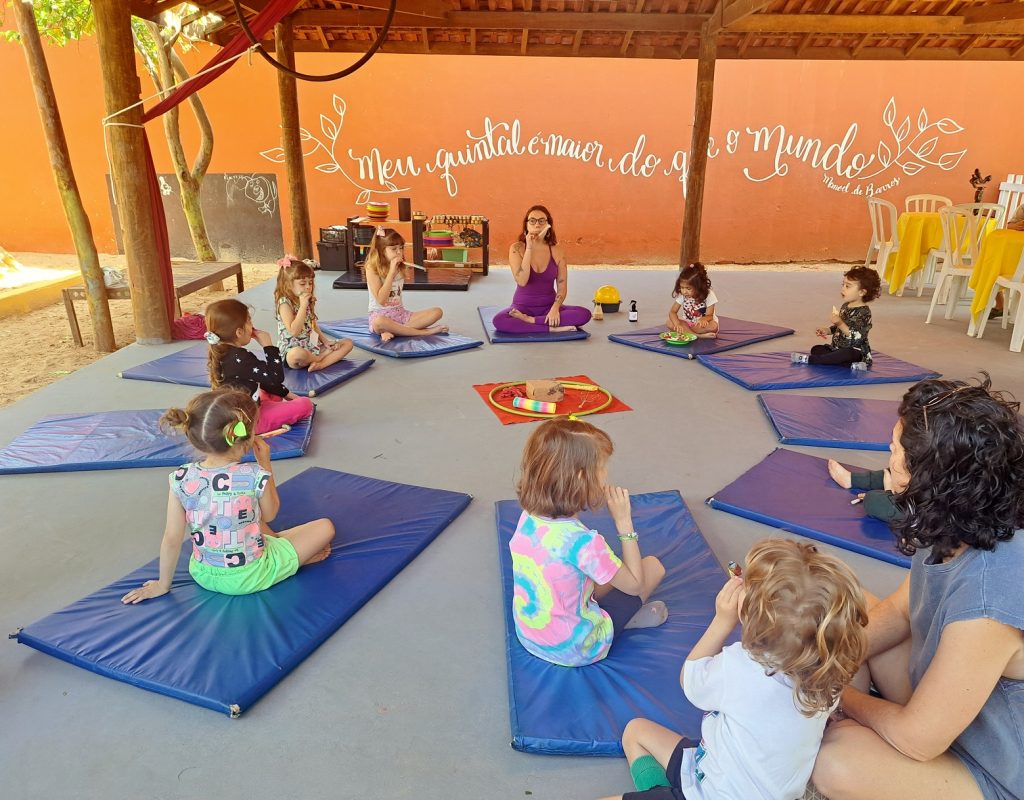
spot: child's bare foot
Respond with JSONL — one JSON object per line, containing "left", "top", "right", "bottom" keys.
{"left": 307, "top": 358, "right": 324, "bottom": 372}
{"left": 426, "top": 325, "right": 448, "bottom": 335}
{"left": 307, "top": 544, "right": 332, "bottom": 564}
{"left": 624, "top": 600, "right": 668, "bottom": 630}
{"left": 550, "top": 325, "right": 577, "bottom": 333}
{"left": 379, "top": 331, "right": 395, "bottom": 343}
{"left": 509, "top": 308, "right": 535, "bottom": 324}
{"left": 695, "top": 331, "right": 718, "bottom": 339}
{"left": 828, "top": 459, "right": 853, "bottom": 489}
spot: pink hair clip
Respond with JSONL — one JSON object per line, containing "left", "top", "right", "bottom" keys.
{"left": 376, "top": 226, "right": 386, "bottom": 238}
{"left": 277, "top": 255, "right": 297, "bottom": 269}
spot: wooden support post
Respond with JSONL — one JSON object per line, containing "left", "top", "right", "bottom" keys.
{"left": 14, "top": 0, "right": 116, "bottom": 352}
{"left": 275, "top": 18, "right": 314, "bottom": 260}
{"left": 92, "top": 0, "right": 171, "bottom": 344}
{"left": 680, "top": 20, "right": 717, "bottom": 269}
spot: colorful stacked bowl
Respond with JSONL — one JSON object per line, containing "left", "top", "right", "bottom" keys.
{"left": 365, "top": 201, "right": 390, "bottom": 220}
{"left": 423, "top": 229, "right": 454, "bottom": 248}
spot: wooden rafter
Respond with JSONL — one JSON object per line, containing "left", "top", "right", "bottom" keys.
{"left": 904, "top": 32, "right": 928, "bottom": 56}
{"left": 964, "top": 1, "right": 1024, "bottom": 25}
{"left": 719, "top": 0, "right": 775, "bottom": 30}
{"left": 730, "top": 14, "right": 1024, "bottom": 34}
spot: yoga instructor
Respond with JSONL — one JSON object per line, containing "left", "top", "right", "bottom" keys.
{"left": 492, "top": 204, "right": 592, "bottom": 334}
{"left": 811, "top": 376, "right": 1024, "bottom": 800}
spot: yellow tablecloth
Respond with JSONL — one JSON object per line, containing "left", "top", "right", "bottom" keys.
{"left": 885, "top": 212, "right": 942, "bottom": 294}
{"left": 968, "top": 229, "right": 1024, "bottom": 320}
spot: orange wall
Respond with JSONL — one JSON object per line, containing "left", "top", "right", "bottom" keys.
{"left": 2, "top": 36, "right": 1022, "bottom": 263}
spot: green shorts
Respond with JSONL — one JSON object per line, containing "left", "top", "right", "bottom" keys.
{"left": 189, "top": 535, "right": 300, "bottom": 596}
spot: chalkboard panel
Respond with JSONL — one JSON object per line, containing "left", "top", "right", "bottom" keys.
{"left": 107, "top": 173, "right": 284, "bottom": 262}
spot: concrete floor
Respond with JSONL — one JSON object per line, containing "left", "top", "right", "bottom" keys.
{"left": 2, "top": 268, "right": 1022, "bottom": 800}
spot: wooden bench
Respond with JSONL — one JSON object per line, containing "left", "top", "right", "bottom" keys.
{"left": 63, "top": 261, "right": 243, "bottom": 347}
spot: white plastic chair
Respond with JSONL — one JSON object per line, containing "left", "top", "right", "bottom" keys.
{"left": 925, "top": 204, "right": 1005, "bottom": 323}
{"left": 903, "top": 195, "right": 953, "bottom": 295}
{"left": 996, "top": 173, "right": 1024, "bottom": 229}
{"left": 864, "top": 198, "right": 899, "bottom": 277}
{"left": 904, "top": 194, "right": 952, "bottom": 213}
{"left": 971, "top": 250, "right": 1024, "bottom": 352}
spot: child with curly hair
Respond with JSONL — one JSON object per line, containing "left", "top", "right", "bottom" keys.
{"left": 603, "top": 539, "right": 867, "bottom": 800}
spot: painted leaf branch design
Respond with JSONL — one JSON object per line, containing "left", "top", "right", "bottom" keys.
{"left": 259, "top": 94, "right": 409, "bottom": 200}
{"left": 859, "top": 96, "right": 966, "bottom": 179}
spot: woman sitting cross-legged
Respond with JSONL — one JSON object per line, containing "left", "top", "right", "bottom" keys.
{"left": 492, "top": 204, "right": 592, "bottom": 334}
{"left": 811, "top": 375, "right": 1024, "bottom": 800}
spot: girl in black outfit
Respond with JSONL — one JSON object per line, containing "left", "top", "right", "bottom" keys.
{"left": 793, "top": 266, "right": 881, "bottom": 369}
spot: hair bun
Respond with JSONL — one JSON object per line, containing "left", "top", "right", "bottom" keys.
{"left": 160, "top": 407, "right": 189, "bottom": 431}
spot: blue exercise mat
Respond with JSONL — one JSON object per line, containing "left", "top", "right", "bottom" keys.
{"left": 478, "top": 306, "right": 590, "bottom": 343}
{"left": 608, "top": 317, "right": 794, "bottom": 359}
{"left": 758, "top": 395, "right": 899, "bottom": 451}
{"left": 497, "top": 491, "right": 735, "bottom": 756}
{"left": 0, "top": 409, "right": 313, "bottom": 475}
{"left": 697, "top": 351, "right": 939, "bottom": 391}
{"left": 320, "top": 318, "right": 483, "bottom": 358}
{"left": 15, "top": 467, "right": 472, "bottom": 715}
{"left": 118, "top": 343, "right": 375, "bottom": 396}
{"left": 707, "top": 448, "right": 909, "bottom": 568}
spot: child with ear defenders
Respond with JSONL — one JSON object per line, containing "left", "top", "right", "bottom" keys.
{"left": 120, "top": 388, "right": 334, "bottom": 604}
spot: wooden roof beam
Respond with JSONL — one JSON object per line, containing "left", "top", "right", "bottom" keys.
{"left": 446, "top": 10, "right": 707, "bottom": 30}
{"left": 521, "top": 28, "right": 529, "bottom": 53}
{"left": 731, "top": 14, "right": 1024, "bottom": 35}
{"left": 904, "top": 32, "right": 928, "bottom": 57}
{"left": 964, "top": 2, "right": 1024, "bottom": 25}
{"left": 292, "top": 10, "right": 449, "bottom": 28}
{"left": 286, "top": 37, "right": 1024, "bottom": 60}
{"left": 717, "top": 0, "right": 775, "bottom": 31}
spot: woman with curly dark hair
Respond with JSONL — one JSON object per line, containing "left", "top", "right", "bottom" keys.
{"left": 812, "top": 375, "right": 1024, "bottom": 800}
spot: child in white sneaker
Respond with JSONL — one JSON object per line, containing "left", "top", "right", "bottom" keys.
{"left": 792, "top": 267, "right": 880, "bottom": 370}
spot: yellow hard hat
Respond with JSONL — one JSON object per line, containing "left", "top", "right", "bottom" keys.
{"left": 594, "top": 285, "right": 621, "bottom": 304}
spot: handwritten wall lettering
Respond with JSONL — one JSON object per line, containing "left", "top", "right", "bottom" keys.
{"left": 260, "top": 95, "right": 966, "bottom": 202}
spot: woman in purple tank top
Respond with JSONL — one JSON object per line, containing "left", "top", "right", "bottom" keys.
{"left": 492, "top": 205, "right": 592, "bottom": 334}
{"left": 812, "top": 376, "right": 1024, "bottom": 800}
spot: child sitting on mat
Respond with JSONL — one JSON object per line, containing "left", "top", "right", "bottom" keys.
{"left": 205, "top": 298, "right": 313, "bottom": 435}
{"left": 668, "top": 262, "right": 719, "bottom": 338}
{"left": 603, "top": 539, "right": 867, "bottom": 800}
{"left": 121, "top": 388, "right": 334, "bottom": 604}
{"left": 509, "top": 418, "right": 667, "bottom": 668}
{"left": 366, "top": 228, "right": 447, "bottom": 342}
{"left": 826, "top": 456, "right": 904, "bottom": 523}
{"left": 275, "top": 256, "right": 353, "bottom": 371}
{"left": 792, "top": 266, "right": 880, "bottom": 370}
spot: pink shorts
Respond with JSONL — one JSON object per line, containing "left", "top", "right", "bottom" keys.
{"left": 369, "top": 305, "right": 413, "bottom": 328}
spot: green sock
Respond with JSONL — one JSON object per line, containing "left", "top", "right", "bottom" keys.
{"left": 629, "top": 754, "right": 670, "bottom": 791}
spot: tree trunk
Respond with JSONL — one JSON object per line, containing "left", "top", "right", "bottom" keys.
{"left": 13, "top": 0, "right": 116, "bottom": 352}
{"left": 146, "top": 22, "right": 218, "bottom": 266}
{"left": 92, "top": 0, "right": 172, "bottom": 344}
{"left": 680, "top": 22, "right": 717, "bottom": 269}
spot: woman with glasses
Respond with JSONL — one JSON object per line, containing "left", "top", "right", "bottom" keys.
{"left": 812, "top": 376, "right": 1024, "bottom": 800}
{"left": 492, "top": 205, "right": 592, "bottom": 334}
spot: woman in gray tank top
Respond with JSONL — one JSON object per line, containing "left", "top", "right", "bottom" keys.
{"left": 813, "top": 376, "right": 1024, "bottom": 800}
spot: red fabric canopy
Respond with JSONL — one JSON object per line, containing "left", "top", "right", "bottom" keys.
{"left": 138, "top": 0, "right": 299, "bottom": 323}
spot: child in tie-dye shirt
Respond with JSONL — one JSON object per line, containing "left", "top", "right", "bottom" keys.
{"left": 509, "top": 418, "right": 668, "bottom": 667}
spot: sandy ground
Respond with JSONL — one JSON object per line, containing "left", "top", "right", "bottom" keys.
{"left": 0, "top": 252, "right": 850, "bottom": 408}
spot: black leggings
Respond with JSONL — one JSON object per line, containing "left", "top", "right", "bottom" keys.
{"left": 808, "top": 345, "right": 864, "bottom": 366}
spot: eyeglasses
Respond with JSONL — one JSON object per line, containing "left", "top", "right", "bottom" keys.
{"left": 921, "top": 385, "right": 974, "bottom": 432}
{"left": 527, "top": 217, "right": 549, "bottom": 225}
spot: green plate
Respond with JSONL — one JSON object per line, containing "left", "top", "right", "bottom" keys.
{"left": 659, "top": 331, "right": 697, "bottom": 345}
